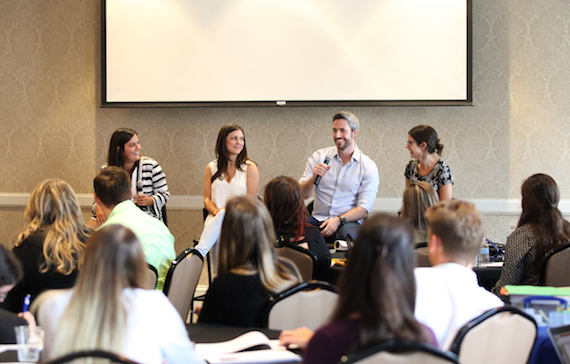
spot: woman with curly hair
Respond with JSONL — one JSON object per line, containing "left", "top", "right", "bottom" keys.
{"left": 2, "top": 179, "right": 90, "bottom": 312}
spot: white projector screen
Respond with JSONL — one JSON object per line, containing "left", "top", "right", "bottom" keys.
{"left": 102, "top": 0, "right": 471, "bottom": 107}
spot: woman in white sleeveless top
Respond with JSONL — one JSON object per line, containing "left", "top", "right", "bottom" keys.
{"left": 195, "top": 124, "right": 259, "bottom": 265}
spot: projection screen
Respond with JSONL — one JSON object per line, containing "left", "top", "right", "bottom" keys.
{"left": 102, "top": 0, "right": 472, "bottom": 107}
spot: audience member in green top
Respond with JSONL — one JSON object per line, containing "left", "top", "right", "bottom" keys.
{"left": 94, "top": 166, "right": 175, "bottom": 290}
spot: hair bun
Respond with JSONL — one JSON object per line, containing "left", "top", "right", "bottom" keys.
{"left": 436, "top": 139, "right": 444, "bottom": 156}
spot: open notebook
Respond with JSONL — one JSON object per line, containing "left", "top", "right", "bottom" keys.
{"left": 195, "top": 331, "right": 301, "bottom": 364}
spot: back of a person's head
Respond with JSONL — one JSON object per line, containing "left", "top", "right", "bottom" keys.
{"left": 402, "top": 182, "right": 439, "bottom": 232}
{"left": 0, "top": 245, "right": 23, "bottom": 286}
{"left": 425, "top": 199, "right": 483, "bottom": 264}
{"left": 94, "top": 166, "right": 131, "bottom": 207}
{"left": 333, "top": 214, "right": 428, "bottom": 348}
{"left": 79, "top": 224, "right": 146, "bottom": 291}
{"left": 24, "top": 179, "right": 83, "bottom": 228}
{"left": 520, "top": 173, "right": 561, "bottom": 223}
{"left": 519, "top": 173, "right": 569, "bottom": 259}
{"left": 219, "top": 196, "right": 300, "bottom": 293}
{"left": 263, "top": 176, "right": 307, "bottom": 238}
{"left": 51, "top": 224, "right": 146, "bottom": 357}
{"left": 18, "top": 179, "right": 88, "bottom": 275}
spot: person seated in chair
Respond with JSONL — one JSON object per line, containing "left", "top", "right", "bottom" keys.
{"left": 414, "top": 200, "right": 503, "bottom": 350}
{"left": 35, "top": 225, "right": 203, "bottom": 364}
{"left": 198, "top": 196, "right": 300, "bottom": 327}
{"left": 264, "top": 176, "right": 331, "bottom": 280}
{"left": 279, "top": 215, "right": 436, "bottom": 364}
{"left": 93, "top": 166, "right": 175, "bottom": 290}
{"left": 0, "top": 246, "right": 36, "bottom": 343}
{"left": 299, "top": 111, "right": 379, "bottom": 243}
{"left": 401, "top": 181, "right": 439, "bottom": 245}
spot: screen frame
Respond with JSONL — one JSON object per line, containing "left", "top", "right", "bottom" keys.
{"left": 100, "top": 0, "right": 473, "bottom": 108}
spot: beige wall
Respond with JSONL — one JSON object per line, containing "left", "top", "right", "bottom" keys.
{"left": 0, "top": 0, "right": 568, "bottom": 249}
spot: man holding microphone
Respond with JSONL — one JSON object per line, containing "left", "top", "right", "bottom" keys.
{"left": 299, "top": 111, "right": 379, "bottom": 242}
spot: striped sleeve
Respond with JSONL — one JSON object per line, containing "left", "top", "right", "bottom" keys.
{"left": 140, "top": 156, "right": 170, "bottom": 219}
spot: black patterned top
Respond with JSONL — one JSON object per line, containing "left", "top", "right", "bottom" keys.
{"left": 404, "top": 159, "right": 453, "bottom": 193}
{"left": 491, "top": 224, "right": 538, "bottom": 302}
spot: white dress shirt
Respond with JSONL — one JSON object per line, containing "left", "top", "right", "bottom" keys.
{"left": 414, "top": 263, "right": 504, "bottom": 350}
{"left": 299, "top": 145, "right": 379, "bottom": 223}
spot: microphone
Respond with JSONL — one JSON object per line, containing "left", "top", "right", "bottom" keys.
{"left": 314, "top": 155, "right": 332, "bottom": 186}
{"left": 136, "top": 181, "right": 144, "bottom": 196}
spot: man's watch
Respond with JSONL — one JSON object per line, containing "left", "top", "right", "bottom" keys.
{"left": 337, "top": 215, "right": 346, "bottom": 225}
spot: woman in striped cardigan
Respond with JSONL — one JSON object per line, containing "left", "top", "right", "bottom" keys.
{"left": 92, "top": 128, "right": 170, "bottom": 226}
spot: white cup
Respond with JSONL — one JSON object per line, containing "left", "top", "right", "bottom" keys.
{"left": 334, "top": 240, "right": 349, "bottom": 251}
{"left": 14, "top": 326, "right": 44, "bottom": 362}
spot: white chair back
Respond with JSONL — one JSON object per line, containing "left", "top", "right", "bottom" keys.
{"left": 163, "top": 248, "right": 204, "bottom": 323}
{"left": 450, "top": 307, "right": 537, "bottom": 364}
{"left": 339, "top": 340, "right": 458, "bottom": 364}
{"left": 267, "top": 282, "right": 337, "bottom": 331}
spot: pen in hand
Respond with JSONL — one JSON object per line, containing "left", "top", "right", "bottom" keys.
{"left": 22, "top": 294, "right": 31, "bottom": 313}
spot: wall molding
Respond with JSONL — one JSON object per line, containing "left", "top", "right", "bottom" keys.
{"left": 2, "top": 193, "right": 570, "bottom": 216}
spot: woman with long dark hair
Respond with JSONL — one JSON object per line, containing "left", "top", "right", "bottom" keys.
{"left": 405, "top": 125, "right": 453, "bottom": 200}
{"left": 195, "top": 124, "right": 259, "bottom": 262}
{"left": 492, "top": 174, "right": 570, "bottom": 301}
{"left": 279, "top": 215, "right": 435, "bottom": 363}
{"left": 36, "top": 225, "right": 203, "bottom": 364}
{"left": 264, "top": 176, "right": 331, "bottom": 279}
{"left": 198, "top": 196, "right": 300, "bottom": 327}
{"left": 92, "top": 128, "right": 169, "bottom": 226}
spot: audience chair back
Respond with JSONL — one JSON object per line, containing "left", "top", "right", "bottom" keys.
{"left": 414, "top": 242, "right": 431, "bottom": 268}
{"left": 338, "top": 340, "right": 459, "bottom": 364}
{"left": 449, "top": 306, "right": 537, "bottom": 364}
{"left": 540, "top": 242, "right": 570, "bottom": 286}
{"left": 163, "top": 248, "right": 204, "bottom": 323}
{"left": 274, "top": 242, "right": 316, "bottom": 282}
{"left": 266, "top": 281, "right": 337, "bottom": 331}
{"left": 43, "top": 350, "right": 141, "bottom": 364}
{"left": 145, "top": 263, "right": 158, "bottom": 290}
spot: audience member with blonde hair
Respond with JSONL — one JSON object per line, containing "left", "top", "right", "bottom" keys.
{"left": 36, "top": 224, "right": 203, "bottom": 364}
{"left": 198, "top": 196, "right": 301, "bottom": 327}
{"left": 401, "top": 181, "right": 439, "bottom": 243}
{"left": 414, "top": 200, "right": 503, "bottom": 350}
{"left": 2, "top": 179, "right": 90, "bottom": 312}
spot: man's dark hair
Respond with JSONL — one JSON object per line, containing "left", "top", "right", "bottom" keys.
{"left": 0, "top": 245, "right": 22, "bottom": 286}
{"left": 94, "top": 166, "right": 131, "bottom": 208}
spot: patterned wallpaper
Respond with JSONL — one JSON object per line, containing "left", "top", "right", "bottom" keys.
{"left": 0, "top": 0, "right": 568, "bottom": 249}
